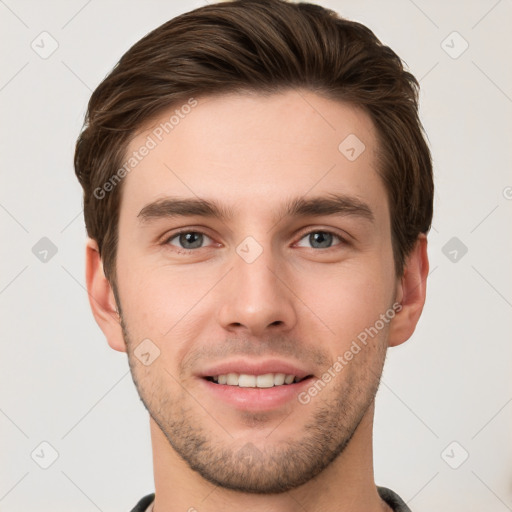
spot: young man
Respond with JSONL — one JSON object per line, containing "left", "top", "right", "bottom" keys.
{"left": 74, "top": 1, "right": 433, "bottom": 510}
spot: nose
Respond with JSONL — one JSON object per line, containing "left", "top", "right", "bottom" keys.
{"left": 216, "top": 242, "right": 298, "bottom": 337}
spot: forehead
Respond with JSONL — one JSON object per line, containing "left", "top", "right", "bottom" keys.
{"left": 119, "top": 89, "right": 386, "bottom": 224}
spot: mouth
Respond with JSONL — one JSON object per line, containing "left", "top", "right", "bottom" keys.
{"left": 200, "top": 374, "right": 315, "bottom": 411}
{"left": 198, "top": 361, "right": 317, "bottom": 411}
{"left": 203, "top": 372, "right": 314, "bottom": 388}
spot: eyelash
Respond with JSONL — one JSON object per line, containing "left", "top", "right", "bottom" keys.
{"left": 162, "top": 228, "right": 348, "bottom": 253}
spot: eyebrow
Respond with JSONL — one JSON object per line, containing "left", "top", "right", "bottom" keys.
{"left": 137, "top": 193, "right": 374, "bottom": 225}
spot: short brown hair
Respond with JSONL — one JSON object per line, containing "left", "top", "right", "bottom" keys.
{"left": 74, "top": 0, "right": 433, "bottom": 288}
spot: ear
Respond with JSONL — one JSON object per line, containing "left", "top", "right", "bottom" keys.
{"left": 85, "top": 238, "right": 127, "bottom": 353}
{"left": 388, "top": 234, "right": 429, "bottom": 347}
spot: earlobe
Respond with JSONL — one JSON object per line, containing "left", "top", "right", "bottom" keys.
{"left": 85, "top": 238, "right": 127, "bottom": 353}
{"left": 388, "top": 234, "right": 429, "bottom": 348}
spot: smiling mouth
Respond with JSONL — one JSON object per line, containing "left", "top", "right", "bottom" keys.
{"left": 204, "top": 373, "right": 314, "bottom": 388}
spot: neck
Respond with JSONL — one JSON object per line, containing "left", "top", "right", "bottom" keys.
{"left": 149, "top": 401, "right": 390, "bottom": 512}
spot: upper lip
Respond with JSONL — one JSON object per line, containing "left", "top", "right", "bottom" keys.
{"left": 198, "top": 358, "right": 314, "bottom": 380}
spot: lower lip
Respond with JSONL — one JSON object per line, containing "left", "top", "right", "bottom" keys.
{"left": 199, "top": 377, "right": 314, "bottom": 411}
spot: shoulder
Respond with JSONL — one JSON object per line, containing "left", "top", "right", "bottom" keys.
{"left": 377, "top": 486, "right": 412, "bottom": 512}
{"left": 129, "top": 493, "right": 155, "bottom": 512}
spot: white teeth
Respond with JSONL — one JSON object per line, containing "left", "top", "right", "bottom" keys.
{"left": 256, "top": 373, "right": 274, "bottom": 388}
{"left": 226, "top": 373, "right": 239, "bottom": 385}
{"left": 238, "top": 374, "right": 256, "bottom": 387}
{"left": 274, "top": 373, "right": 286, "bottom": 386}
{"left": 211, "top": 372, "right": 301, "bottom": 388}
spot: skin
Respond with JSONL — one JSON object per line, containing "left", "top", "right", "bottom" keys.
{"left": 85, "top": 89, "right": 428, "bottom": 512}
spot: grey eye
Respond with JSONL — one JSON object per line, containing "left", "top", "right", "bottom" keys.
{"left": 296, "top": 231, "right": 341, "bottom": 249}
{"left": 168, "top": 231, "right": 211, "bottom": 250}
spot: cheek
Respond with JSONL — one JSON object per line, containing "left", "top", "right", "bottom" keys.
{"left": 116, "top": 253, "right": 191, "bottom": 331}
{"left": 297, "top": 262, "right": 394, "bottom": 346}
{"left": 117, "top": 261, "right": 214, "bottom": 371}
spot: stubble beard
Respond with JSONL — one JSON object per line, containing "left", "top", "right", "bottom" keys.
{"left": 120, "top": 315, "right": 387, "bottom": 494}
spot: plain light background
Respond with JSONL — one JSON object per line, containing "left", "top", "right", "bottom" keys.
{"left": 1, "top": 0, "right": 511, "bottom": 510}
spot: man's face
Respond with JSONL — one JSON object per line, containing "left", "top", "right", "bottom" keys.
{"left": 114, "top": 90, "right": 399, "bottom": 493}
